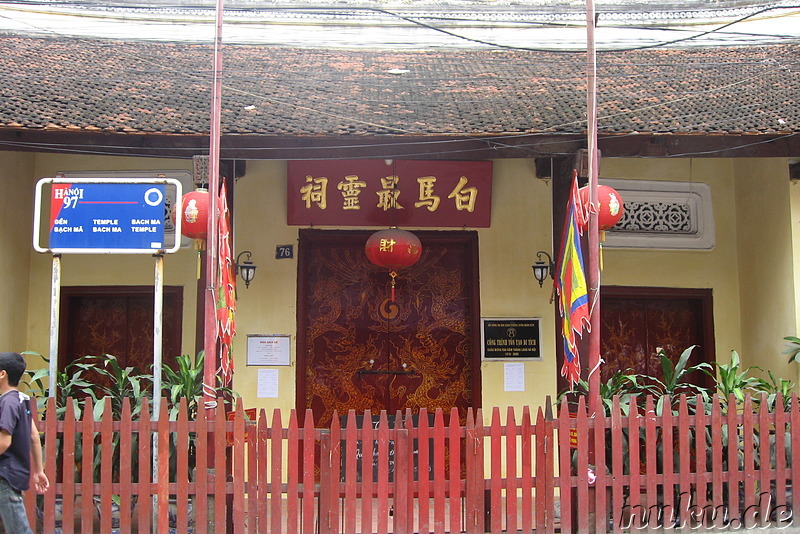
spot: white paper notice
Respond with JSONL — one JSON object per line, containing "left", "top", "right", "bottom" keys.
{"left": 257, "top": 368, "right": 279, "bottom": 398}
{"left": 504, "top": 362, "right": 525, "bottom": 392}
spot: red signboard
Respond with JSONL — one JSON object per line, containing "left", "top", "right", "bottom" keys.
{"left": 287, "top": 160, "right": 492, "bottom": 227}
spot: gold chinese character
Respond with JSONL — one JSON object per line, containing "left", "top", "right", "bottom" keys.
{"left": 376, "top": 175, "right": 403, "bottom": 211}
{"left": 337, "top": 175, "right": 366, "bottom": 210}
{"left": 379, "top": 238, "right": 396, "bottom": 252}
{"left": 300, "top": 175, "right": 328, "bottom": 209}
{"left": 447, "top": 176, "right": 477, "bottom": 212}
{"left": 414, "top": 176, "right": 440, "bottom": 211}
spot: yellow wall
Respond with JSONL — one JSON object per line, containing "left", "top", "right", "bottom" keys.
{"left": 1, "top": 152, "right": 36, "bottom": 351}
{"left": 599, "top": 158, "right": 744, "bottom": 362}
{"left": 7, "top": 150, "right": 798, "bottom": 414}
{"left": 733, "top": 159, "right": 795, "bottom": 376}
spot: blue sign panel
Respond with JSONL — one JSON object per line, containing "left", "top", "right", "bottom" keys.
{"left": 49, "top": 183, "right": 167, "bottom": 251}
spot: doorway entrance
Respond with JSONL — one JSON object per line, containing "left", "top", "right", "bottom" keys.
{"left": 296, "top": 229, "right": 481, "bottom": 427}
{"left": 599, "top": 287, "right": 715, "bottom": 385}
{"left": 59, "top": 285, "right": 183, "bottom": 375}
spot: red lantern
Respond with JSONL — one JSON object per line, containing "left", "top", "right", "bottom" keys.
{"left": 176, "top": 188, "right": 209, "bottom": 249}
{"left": 579, "top": 185, "right": 624, "bottom": 230}
{"left": 365, "top": 227, "right": 422, "bottom": 303}
{"left": 365, "top": 227, "right": 422, "bottom": 270}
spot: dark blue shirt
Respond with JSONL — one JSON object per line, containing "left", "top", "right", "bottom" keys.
{"left": 0, "top": 391, "right": 32, "bottom": 491}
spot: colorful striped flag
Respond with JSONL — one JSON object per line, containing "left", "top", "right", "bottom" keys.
{"left": 216, "top": 182, "right": 236, "bottom": 386}
{"left": 555, "top": 171, "right": 590, "bottom": 389}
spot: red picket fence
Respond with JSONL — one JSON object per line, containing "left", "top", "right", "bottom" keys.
{"left": 26, "top": 393, "right": 799, "bottom": 533}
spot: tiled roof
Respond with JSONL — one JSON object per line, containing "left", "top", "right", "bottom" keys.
{"left": 0, "top": 35, "right": 798, "bottom": 139}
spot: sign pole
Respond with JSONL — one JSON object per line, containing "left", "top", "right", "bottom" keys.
{"left": 203, "top": 0, "right": 224, "bottom": 427}
{"left": 48, "top": 254, "right": 61, "bottom": 398}
{"left": 586, "top": 0, "right": 602, "bottom": 418}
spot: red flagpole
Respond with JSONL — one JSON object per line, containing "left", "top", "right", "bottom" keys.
{"left": 203, "top": 0, "right": 224, "bottom": 415}
{"left": 586, "top": 0, "right": 601, "bottom": 418}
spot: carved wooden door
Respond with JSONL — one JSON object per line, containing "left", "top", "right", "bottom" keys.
{"left": 599, "top": 287, "right": 714, "bottom": 385}
{"left": 59, "top": 286, "right": 183, "bottom": 376}
{"left": 297, "top": 230, "right": 480, "bottom": 427}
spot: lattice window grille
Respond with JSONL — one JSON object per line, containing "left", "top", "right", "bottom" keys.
{"left": 615, "top": 200, "right": 695, "bottom": 235}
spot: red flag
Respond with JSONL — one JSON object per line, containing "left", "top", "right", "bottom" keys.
{"left": 555, "top": 171, "right": 590, "bottom": 389}
{"left": 215, "top": 182, "right": 236, "bottom": 386}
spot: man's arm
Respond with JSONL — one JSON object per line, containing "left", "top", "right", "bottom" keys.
{"left": 30, "top": 421, "right": 49, "bottom": 494}
{"left": 0, "top": 429, "right": 11, "bottom": 456}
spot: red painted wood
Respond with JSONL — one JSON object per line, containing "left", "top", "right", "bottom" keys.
{"left": 80, "top": 398, "right": 94, "bottom": 534}
{"left": 534, "top": 408, "right": 546, "bottom": 533}
{"left": 610, "top": 397, "right": 624, "bottom": 534}
{"left": 62, "top": 400, "right": 77, "bottom": 534}
{"left": 244, "top": 409, "right": 258, "bottom": 533}
{"left": 791, "top": 394, "right": 800, "bottom": 522}
{"left": 726, "top": 394, "right": 741, "bottom": 519}
{"left": 301, "top": 410, "right": 316, "bottom": 534}
{"left": 593, "top": 397, "right": 608, "bottom": 534}
{"left": 557, "top": 399, "right": 572, "bottom": 534}
{"left": 360, "top": 410, "right": 374, "bottom": 534}
{"left": 194, "top": 401, "right": 208, "bottom": 534}
{"left": 758, "top": 393, "right": 771, "bottom": 528}
{"left": 489, "top": 407, "right": 502, "bottom": 533}
{"left": 376, "top": 410, "right": 390, "bottom": 534}
{"left": 661, "top": 396, "right": 674, "bottom": 529}
{"left": 37, "top": 393, "right": 800, "bottom": 534}
{"left": 117, "top": 400, "right": 132, "bottom": 534}
{"left": 677, "top": 396, "right": 691, "bottom": 527}
{"left": 575, "top": 397, "right": 589, "bottom": 534}
{"left": 447, "top": 407, "right": 461, "bottom": 534}
{"left": 542, "top": 408, "right": 555, "bottom": 534}
{"left": 742, "top": 395, "right": 756, "bottom": 512}
{"left": 344, "top": 410, "right": 358, "bottom": 534}
{"left": 417, "top": 408, "right": 431, "bottom": 534}
{"left": 505, "top": 407, "right": 518, "bottom": 534}
{"left": 402, "top": 410, "right": 416, "bottom": 528}
{"left": 329, "top": 411, "right": 342, "bottom": 534}
{"left": 270, "top": 409, "right": 283, "bottom": 534}
{"left": 465, "top": 408, "right": 484, "bottom": 534}
{"left": 214, "top": 403, "right": 227, "bottom": 529}
{"left": 432, "top": 408, "right": 446, "bottom": 534}
{"left": 774, "top": 395, "right": 787, "bottom": 509}
{"left": 287, "top": 410, "right": 300, "bottom": 534}
{"left": 99, "top": 400, "right": 113, "bottom": 533}
{"left": 176, "top": 399, "right": 190, "bottom": 534}
{"left": 157, "top": 400, "right": 170, "bottom": 532}
{"left": 394, "top": 411, "right": 410, "bottom": 534}
{"left": 710, "top": 396, "right": 724, "bottom": 529}
{"left": 521, "top": 407, "right": 533, "bottom": 533}
{"left": 232, "top": 403, "right": 246, "bottom": 533}
{"left": 42, "top": 398, "right": 58, "bottom": 534}
{"left": 627, "top": 397, "right": 641, "bottom": 529}
{"left": 694, "top": 395, "right": 708, "bottom": 524}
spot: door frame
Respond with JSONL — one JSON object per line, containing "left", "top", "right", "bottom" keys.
{"left": 58, "top": 285, "right": 184, "bottom": 371}
{"left": 602, "top": 285, "right": 716, "bottom": 363}
{"left": 295, "top": 229, "right": 482, "bottom": 417}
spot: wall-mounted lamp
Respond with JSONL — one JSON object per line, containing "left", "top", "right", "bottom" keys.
{"left": 235, "top": 250, "right": 257, "bottom": 289}
{"left": 531, "top": 251, "right": 555, "bottom": 288}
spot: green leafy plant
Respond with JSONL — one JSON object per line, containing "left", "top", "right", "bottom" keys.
{"left": 646, "top": 345, "right": 713, "bottom": 414}
{"left": 558, "top": 368, "right": 655, "bottom": 416}
{"left": 714, "top": 350, "right": 769, "bottom": 405}
{"left": 783, "top": 336, "right": 800, "bottom": 364}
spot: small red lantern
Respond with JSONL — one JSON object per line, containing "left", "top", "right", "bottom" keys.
{"left": 365, "top": 227, "right": 422, "bottom": 270}
{"left": 176, "top": 188, "right": 209, "bottom": 249}
{"left": 365, "top": 227, "right": 422, "bottom": 302}
{"left": 579, "top": 185, "right": 624, "bottom": 230}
